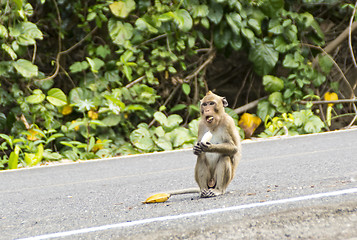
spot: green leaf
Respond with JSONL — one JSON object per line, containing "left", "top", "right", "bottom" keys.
{"left": 87, "top": 12, "right": 97, "bottom": 21}
{"left": 8, "top": 145, "right": 20, "bottom": 169}
{"left": 292, "top": 110, "right": 311, "bottom": 127}
{"left": 24, "top": 153, "right": 35, "bottom": 166}
{"left": 0, "top": 24, "right": 9, "bottom": 38}
{"left": 154, "top": 126, "right": 165, "bottom": 137}
{"left": 182, "top": 83, "right": 190, "bottom": 96}
{"left": 284, "top": 24, "right": 298, "bottom": 43}
{"left": 168, "top": 127, "right": 192, "bottom": 147}
{"left": 226, "top": 12, "right": 242, "bottom": 35}
{"left": 241, "top": 27, "right": 255, "bottom": 40}
{"left": 188, "top": 119, "right": 199, "bottom": 137}
{"left": 174, "top": 9, "right": 193, "bottom": 32}
{"left": 101, "top": 114, "right": 121, "bottom": 126}
{"left": 249, "top": 40, "right": 279, "bottom": 76}
{"left": 108, "top": 18, "right": 133, "bottom": 45}
{"left": 130, "top": 127, "right": 154, "bottom": 151}
{"left": 208, "top": 1, "right": 223, "bottom": 24}
{"left": 170, "top": 104, "right": 186, "bottom": 113}
{"left": 69, "top": 61, "right": 89, "bottom": 73}
{"left": 86, "top": 57, "right": 104, "bottom": 73}
{"left": 26, "top": 89, "right": 46, "bottom": 104}
{"left": 230, "top": 36, "right": 242, "bottom": 50}
{"left": 0, "top": 134, "right": 13, "bottom": 149}
{"left": 1, "top": 43, "right": 17, "bottom": 60}
{"left": 154, "top": 112, "right": 167, "bottom": 126}
{"left": 268, "top": 92, "right": 283, "bottom": 108}
{"left": 257, "top": 100, "right": 276, "bottom": 121}
{"left": 25, "top": 144, "right": 44, "bottom": 166}
{"left": 125, "top": 104, "right": 145, "bottom": 111}
{"left": 135, "top": 18, "right": 158, "bottom": 34}
{"left": 283, "top": 53, "right": 299, "bottom": 68}
{"left": 165, "top": 114, "right": 183, "bottom": 131}
{"left": 155, "top": 137, "right": 173, "bottom": 151}
{"left": 69, "top": 87, "right": 85, "bottom": 104}
{"left": 96, "top": 45, "right": 111, "bottom": 59}
{"left": 318, "top": 54, "right": 333, "bottom": 74}
{"left": 263, "top": 75, "right": 284, "bottom": 92}
{"left": 46, "top": 88, "right": 67, "bottom": 107}
{"left": 214, "top": 27, "right": 231, "bottom": 49}
{"left": 201, "top": 17, "right": 210, "bottom": 29}
{"left": 312, "top": 72, "right": 326, "bottom": 87}
{"left": 260, "top": 0, "right": 284, "bottom": 17}
{"left": 248, "top": 19, "right": 261, "bottom": 35}
{"left": 10, "top": 22, "right": 43, "bottom": 46}
{"left": 158, "top": 12, "right": 175, "bottom": 22}
{"left": 304, "top": 115, "right": 324, "bottom": 133}
{"left": 268, "top": 18, "right": 283, "bottom": 34}
{"left": 109, "top": 0, "right": 136, "bottom": 18}
{"left": 34, "top": 78, "right": 54, "bottom": 90}
{"left": 13, "top": 59, "right": 38, "bottom": 78}
{"left": 192, "top": 5, "right": 209, "bottom": 18}
{"left": 273, "top": 36, "right": 292, "bottom": 53}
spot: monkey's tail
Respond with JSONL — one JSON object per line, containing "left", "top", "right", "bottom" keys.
{"left": 168, "top": 188, "right": 200, "bottom": 195}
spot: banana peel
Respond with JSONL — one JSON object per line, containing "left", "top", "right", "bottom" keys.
{"left": 142, "top": 188, "right": 200, "bottom": 204}
{"left": 142, "top": 193, "right": 171, "bottom": 204}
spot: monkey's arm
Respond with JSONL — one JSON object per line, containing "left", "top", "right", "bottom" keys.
{"left": 200, "top": 142, "right": 238, "bottom": 155}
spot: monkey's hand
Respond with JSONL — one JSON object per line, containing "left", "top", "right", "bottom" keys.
{"left": 199, "top": 142, "right": 212, "bottom": 152}
{"left": 193, "top": 142, "right": 203, "bottom": 155}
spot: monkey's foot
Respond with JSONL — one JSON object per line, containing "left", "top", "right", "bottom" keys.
{"left": 200, "top": 189, "right": 222, "bottom": 198}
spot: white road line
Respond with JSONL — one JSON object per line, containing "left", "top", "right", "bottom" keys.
{"left": 18, "top": 188, "right": 357, "bottom": 240}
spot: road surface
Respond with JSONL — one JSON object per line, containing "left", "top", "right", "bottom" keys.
{"left": 1, "top": 129, "right": 357, "bottom": 239}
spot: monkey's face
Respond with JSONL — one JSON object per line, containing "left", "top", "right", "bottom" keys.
{"left": 201, "top": 100, "right": 218, "bottom": 126}
{"left": 200, "top": 92, "right": 228, "bottom": 128}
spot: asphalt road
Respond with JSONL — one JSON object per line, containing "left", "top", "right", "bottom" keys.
{"left": 1, "top": 129, "right": 357, "bottom": 239}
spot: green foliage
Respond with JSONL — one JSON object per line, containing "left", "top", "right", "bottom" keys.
{"left": 0, "top": 0, "right": 350, "bottom": 169}
{"left": 130, "top": 113, "right": 198, "bottom": 152}
{"left": 259, "top": 109, "right": 325, "bottom": 138}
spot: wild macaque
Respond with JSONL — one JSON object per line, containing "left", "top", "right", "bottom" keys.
{"left": 143, "top": 91, "right": 241, "bottom": 203}
{"left": 193, "top": 91, "right": 241, "bottom": 197}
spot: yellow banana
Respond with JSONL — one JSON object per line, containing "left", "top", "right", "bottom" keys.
{"left": 142, "top": 193, "right": 171, "bottom": 204}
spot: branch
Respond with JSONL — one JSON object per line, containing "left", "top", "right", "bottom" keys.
{"left": 233, "top": 96, "right": 268, "bottom": 114}
{"left": 137, "top": 34, "right": 167, "bottom": 46}
{"left": 184, "top": 50, "right": 216, "bottom": 82}
{"left": 349, "top": 1, "right": 357, "bottom": 68}
{"left": 148, "top": 85, "right": 181, "bottom": 128}
{"left": 299, "top": 99, "right": 357, "bottom": 105}
{"left": 125, "top": 75, "right": 146, "bottom": 89}
{"left": 38, "top": 26, "right": 98, "bottom": 81}
{"left": 304, "top": 43, "right": 355, "bottom": 98}
{"left": 323, "top": 21, "right": 357, "bottom": 55}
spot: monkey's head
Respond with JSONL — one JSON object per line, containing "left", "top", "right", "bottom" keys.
{"left": 200, "top": 91, "right": 228, "bottom": 128}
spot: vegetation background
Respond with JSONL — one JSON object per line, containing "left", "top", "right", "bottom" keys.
{"left": 1, "top": 0, "right": 357, "bottom": 170}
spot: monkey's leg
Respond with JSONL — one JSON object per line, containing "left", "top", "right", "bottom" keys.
{"left": 206, "top": 156, "right": 233, "bottom": 197}
{"left": 195, "top": 156, "right": 212, "bottom": 197}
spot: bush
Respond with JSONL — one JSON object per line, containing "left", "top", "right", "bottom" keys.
{"left": 1, "top": 0, "right": 355, "bottom": 169}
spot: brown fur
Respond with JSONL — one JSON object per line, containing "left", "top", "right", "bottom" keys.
{"left": 193, "top": 91, "right": 241, "bottom": 197}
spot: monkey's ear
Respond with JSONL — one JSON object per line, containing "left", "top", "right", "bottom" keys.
{"left": 222, "top": 97, "right": 228, "bottom": 107}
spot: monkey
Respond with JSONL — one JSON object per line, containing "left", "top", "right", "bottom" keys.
{"left": 193, "top": 91, "right": 241, "bottom": 198}
{"left": 143, "top": 91, "right": 241, "bottom": 203}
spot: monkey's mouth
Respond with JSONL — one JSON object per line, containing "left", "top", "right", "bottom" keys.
{"left": 206, "top": 116, "right": 214, "bottom": 123}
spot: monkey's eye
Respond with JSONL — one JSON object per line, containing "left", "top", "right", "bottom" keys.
{"left": 202, "top": 103, "right": 207, "bottom": 106}
{"left": 209, "top": 102, "right": 215, "bottom": 106}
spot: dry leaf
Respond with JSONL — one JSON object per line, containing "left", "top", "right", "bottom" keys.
{"left": 238, "top": 113, "right": 262, "bottom": 138}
